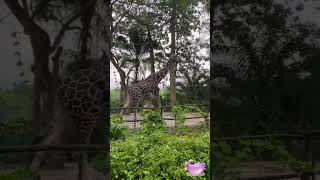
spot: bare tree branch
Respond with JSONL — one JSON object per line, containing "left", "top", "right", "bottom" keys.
{"left": 111, "top": 0, "right": 119, "bottom": 6}
{"left": 0, "top": 13, "right": 11, "bottom": 23}
{"left": 111, "top": 56, "right": 124, "bottom": 74}
{"left": 49, "top": 12, "right": 81, "bottom": 54}
{"left": 4, "top": 0, "right": 33, "bottom": 30}
{"left": 22, "top": 0, "right": 30, "bottom": 17}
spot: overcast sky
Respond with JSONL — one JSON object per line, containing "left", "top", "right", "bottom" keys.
{"left": 1, "top": 1, "right": 320, "bottom": 90}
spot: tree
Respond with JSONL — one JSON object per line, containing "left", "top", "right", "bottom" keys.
{"left": 212, "top": 0, "right": 320, "bottom": 134}
{"left": 3, "top": 0, "right": 85, "bottom": 136}
{"left": 112, "top": 0, "right": 206, "bottom": 106}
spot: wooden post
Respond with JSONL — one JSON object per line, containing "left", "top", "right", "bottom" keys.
{"left": 160, "top": 107, "right": 163, "bottom": 118}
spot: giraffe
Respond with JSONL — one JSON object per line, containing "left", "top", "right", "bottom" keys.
{"left": 30, "top": 52, "right": 109, "bottom": 180}
{"left": 120, "top": 54, "right": 178, "bottom": 115}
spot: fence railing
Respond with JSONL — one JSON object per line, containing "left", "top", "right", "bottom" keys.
{"left": 0, "top": 144, "right": 109, "bottom": 180}
{"left": 212, "top": 131, "right": 320, "bottom": 180}
{"left": 0, "top": 144, "right": 109, "bottom": 153}
{"left": 110, "top": 104, "right": 209, "bottom": 129}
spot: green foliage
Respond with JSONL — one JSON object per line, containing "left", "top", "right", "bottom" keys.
{"left": 171, "top": 106, "right": 187, "bottom": 134}
{"left": 0, "top": 88, "right": 32, "bottom": 124}
{"left": 110, "top": 89, "right": 121, "bottom": 108}
{"left": 0, "top": 118, "right": 32, "bottom": 137}
{"left": 171, "top": 105, "right": 209, "bottom": 134}
{"left": 0, "top": 85, "right": 33, "bottom": 146}
{"left": 92, "top": 153, "right": 108, "bottom": 173}
{"left": 161, "top": 89, "right": 209, "bottom": 106}
{"left": 108, "top": 131, "right": 210, "bottom": 179}
{"left": 0, "top": 168, "right": 39, "bottom": 180}
{"left": 96, "top": 108, "right": 313, "bottom": 179}
{"left": 141, "top": 110, "right": 165, "bottom": 134}
{"left": 213, "top": 139, "right": 315, "bottom": 179}
{"left": 111, "top": 115, "right": 127, "bottom": 140}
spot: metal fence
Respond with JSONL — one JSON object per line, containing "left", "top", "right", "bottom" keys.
{"left": 212, "top": 131, "right": 320, "bottom": 180}
{"left": 0, "top": 104, "right": 209, "bottom": 180}
{"left": 3, "top": 104, "right": 319, "bottom": 179}
{"left": 0, "top": 144, "right": 109, "bottom": 180}
{"left": 110, "top": 104, "right": 210, "bottom": 129}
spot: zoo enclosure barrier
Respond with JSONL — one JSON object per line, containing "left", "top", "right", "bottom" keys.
{"left": 110, "top": 104, "right": 210, "bottom": 129}
{"left": 0, "top": 144, "right": 109, "bottom": 180}
{"left": 212, "top": 131, "right": 320, "bottom": 180}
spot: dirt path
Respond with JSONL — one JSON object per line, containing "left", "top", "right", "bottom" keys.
{"left": 122, "top": 112, "right": 208, "bottom": 129}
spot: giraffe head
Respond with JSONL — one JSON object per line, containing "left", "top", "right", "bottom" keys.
{"left": 162, "top": 54, "right": 181, "bottom": 69}
{"left": 147, "top": 54, "right": 180, "bottom": 84}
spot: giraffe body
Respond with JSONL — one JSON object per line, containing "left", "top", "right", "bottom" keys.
{"left": 30, "top": 55, "right": 109, "bottom": 180}
{"left": 121, "top": 55, "right": 176, "bottom": 114}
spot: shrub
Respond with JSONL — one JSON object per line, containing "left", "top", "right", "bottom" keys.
{"left": 109, "top": 131, "right": 210, "bottom": 179}
{"left": 141, "top": 110, "right": 165, "bottom": 134}
{"left": 171, "top": 106, "right": 188, "bottom": 135}
{"left": 0, "top": 168, "right": 39, "bottom": 180}
{"left": 110, "top": 115, "right": 127, "bottom": 140}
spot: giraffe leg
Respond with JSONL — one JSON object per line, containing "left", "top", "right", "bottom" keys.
{"left": 30, "top": 129, "right": 62, "bottom": 171}
{"left": 120, "top": 96, "right": 131, "bottom": 115}
{"left": 30, "top": 107, "right": 66, "bottom": 171}
{"left": 78, "top": 117, "right": 94, "bottom": 180}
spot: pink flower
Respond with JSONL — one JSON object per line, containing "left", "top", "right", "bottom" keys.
{"left": 184, "top": 161, "right": 205, "bottom": 176}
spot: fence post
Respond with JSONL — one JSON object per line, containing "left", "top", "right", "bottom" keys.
{"left": 160, "top": 107, "right": 163, "bottom": 118}
{"left": 134, "top": 108, "right": 137, "bottom": 129}
{"left": 311, "top": 131, "right": 315, "bottom": 180}
{"left": 303, "top": 131, "right": 312, "bottom": 180}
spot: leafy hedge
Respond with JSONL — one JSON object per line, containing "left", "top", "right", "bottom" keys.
{"left": 94, "top": 109, "right": 313, "bottom": 179}
{"left": 110, "top": 131, "right": 209, "bottom": 179}
{"left": 0, "top": 169, "right": 39, "bottom": 180}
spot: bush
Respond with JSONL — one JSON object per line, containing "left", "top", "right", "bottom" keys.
{"left": 110, "top": 115, "right": 127, "bottom": 140}
{"left": 109, "top": 131, "right": 210, "bottom": 179}
{"left": 141, "top": 110, "right": 165, "bottom": 134}
{"left": 171, "top": 106, "right": 188, "bottom": 135}
{"left": 0, "top": 168, "right": 39, "bottom": 180}
{"left": 110, "top": 89, "right": 121, "bottom": 108}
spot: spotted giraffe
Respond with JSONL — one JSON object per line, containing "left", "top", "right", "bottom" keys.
{"left": 30, "top": 52, "right": 109, "bottom": 180}
{"left": 120, "top": 55, "right": 177, "bottom": 114}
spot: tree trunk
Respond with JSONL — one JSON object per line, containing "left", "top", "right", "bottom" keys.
{"left": 147, "top": 28, "right": 155, "bottom": 74}
{"left": 3, "top": 0, "right": 71, "bottom": 137}
{"left": 79, "top": 0, "right": 96, "bottom": 61}
{"left": 119, "top": 72, "right": 127, "bottom": 105}
{"left": 170, "top": 2, "right": 177, "bottom": 106}
{"left": 110, "top": 57, "right": 127, "bottom": 105}
{"left": 30, "top": 29, "right": 51, "bottom": 136}
{"left": 134, "top": 55, "right": 139, "bottom": 83}
{"left": 147, "top": 27, "right": 160, "bottom": 107}
{"left": 4, "top": 0, "right": 53, "bottom": 135}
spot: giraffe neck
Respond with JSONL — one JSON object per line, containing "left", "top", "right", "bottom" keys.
{"left": 145, "top": 58, "right": 174, "bottom": 84}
